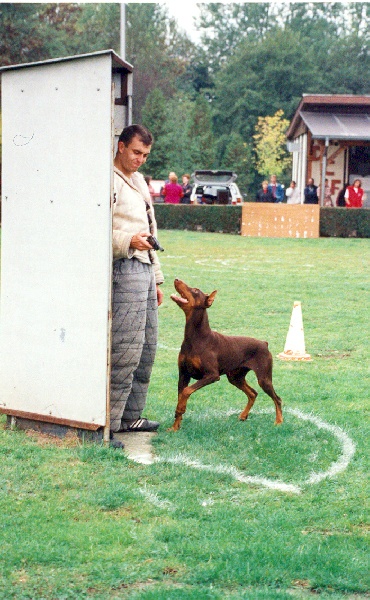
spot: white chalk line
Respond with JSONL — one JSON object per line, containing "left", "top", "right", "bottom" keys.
{"left": 155, "top": 454, "right": 301, "bottom": 494}
{"left": 154, "top": 408, "right": 356, "bottom": 495}
{"left": 138, "top": 485, "right": 175, "bottom": 510}
{"left": 287, "top": 407, "right": 356, "bottom": 485}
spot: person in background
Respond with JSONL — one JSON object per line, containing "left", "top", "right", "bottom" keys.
{"left": 318, "top": 179, "right": 333, "bottom": 206}
{"left": 304, "top": 178, "right": 319, "bottom": 204}
{"left": 181, "top": 173, "right": 192, "bottom": 204}
{"left": 345, "top": 179, "right": 365, "bottom": 208}
{"left": 256, "top": 180, "right": 275, "bottom": 202}
{"left": 336, "top": 183, "right": 349, "bottom": 207}
{"left": 268, "top": 174, "right": 284, "bottom": 203}
{"left": 285, "top": 180, "right": 301, "bottom": 204}
{"left": 162, "top": 172, "right": 184, "bottom": 204}
{"left": 144, "top": 175, "right": 155, "bottom": 202}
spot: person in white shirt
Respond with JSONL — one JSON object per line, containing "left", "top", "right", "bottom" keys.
{"left": 285, "top": 180, "right": 301, "bottom": 204}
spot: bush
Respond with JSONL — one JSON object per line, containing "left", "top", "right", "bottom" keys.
{"left": 154, "top": 204, "right": 242, "bottom": 234}
{"left": 154, "top": 204, "right": 370, "bottom": 238}
{"left": 320, "top": 207, "right": 370, "bottom": 238}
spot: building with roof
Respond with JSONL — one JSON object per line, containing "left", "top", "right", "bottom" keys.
{"left": 286, "top": 94, "right": 370, "bottom": 207}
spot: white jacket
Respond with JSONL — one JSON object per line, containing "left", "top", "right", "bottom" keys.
{"left": 286, "top": 186, "right": 301, "bottom": 204}
{"left": 113, "top": 167, "right": 164, "bottom": 284}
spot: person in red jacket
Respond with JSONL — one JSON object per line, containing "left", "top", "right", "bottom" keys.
{"left": 162, "top": 172, "right": 184, "bottom": 204}
{"left": 345, "top": 179, "right": 365, "bottom": 208}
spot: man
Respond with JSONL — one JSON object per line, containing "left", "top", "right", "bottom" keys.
{"left": 110, "top": 124, "right": 164, "bottom": 448}
{"left": 268, "top": 174, "right": 284, "bottom": 203}
{"left": 304, "top": 178, "right": 319, "bottom": 204}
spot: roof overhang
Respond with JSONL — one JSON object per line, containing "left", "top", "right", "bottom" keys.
{"left": 299, "top": 111, "right": 370, "bottom": 140}
{"left": 0, "top": 49, "right": 133, "bottom": 74}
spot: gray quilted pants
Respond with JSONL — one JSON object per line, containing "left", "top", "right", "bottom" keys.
{"left": 110, "top": 258, "right": 158, "bottom": 432}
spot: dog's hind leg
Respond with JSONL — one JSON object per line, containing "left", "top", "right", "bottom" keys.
{"left": 252, "top": 353, "right": 283, "bottom": 425}
{"left": 227, "top": 369, "right": 258, "bottom": 421}
{"left": 258, "top": 377, "right": 283, "bottom": 425}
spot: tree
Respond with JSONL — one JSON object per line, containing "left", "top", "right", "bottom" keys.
{"left": 160, "top": 94, "right": 198, "bottom": 177}
{"left": 211, "top": 27, "right": 319, "bottom": 143}
{"left": 253, "top": 110, "right": 291, "bottom": 179}
{"left": 125, "top": 3, "right": 194, "bottom": 121}
{"left": 141, "top": 88, "right": 169, "bottom": 179}
{"left": 188, "top": 94, "right": 216, "bottom": 170}
{"left": 217, "top": 132, "right": 254, "bottom": 198}
{"left": 0, "top": 3, "right": 83, "bottom": 65}
{"left": 197, "top": 3, "right": 275, "bottom": 73}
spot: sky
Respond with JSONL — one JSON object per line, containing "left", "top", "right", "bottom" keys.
{"left": 164, "top": 1, "right": 202, "bottom": 42}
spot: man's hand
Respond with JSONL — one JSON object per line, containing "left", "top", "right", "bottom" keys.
{"left": 130, "top": 231, "right": 152, "bottom": 251}
{"left": 156, "top": 285, "right": 164, "bottom": 306}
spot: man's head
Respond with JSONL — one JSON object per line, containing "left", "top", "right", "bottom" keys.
{"left": 308, "top": 178, "right": 314, "bottom": 186}
{"left": 115, "top": 124, "right": 153, "bottom": 177}
{"left": 270, "top": 174, "right": 277, "bottom": 184}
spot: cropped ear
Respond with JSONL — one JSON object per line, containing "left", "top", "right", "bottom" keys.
{"left": 205, "top": 290, "right": 217, "bottom": 307}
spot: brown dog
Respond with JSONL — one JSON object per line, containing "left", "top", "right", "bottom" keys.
{"left": 169, "top": 279, "right": 283, "bottom": 431}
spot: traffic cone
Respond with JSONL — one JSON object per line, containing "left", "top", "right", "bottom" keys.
{"left": 278, "top": 301, "right": 312, "bottom": 361}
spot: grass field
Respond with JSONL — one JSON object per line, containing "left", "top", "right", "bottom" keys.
{"left": 0, "top": 231, "right": 369, "bottom": 599}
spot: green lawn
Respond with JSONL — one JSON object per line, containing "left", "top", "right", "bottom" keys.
{"left": 0, "top": 231, "right": 369, "bottom": 599}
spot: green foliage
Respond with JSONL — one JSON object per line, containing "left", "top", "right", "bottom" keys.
{"left": 154, "top": 204, "right": 242, "bottom": 234}
{"left": 218, "top": 132, "right": 255, "bottom": 195}
{"left": 254, "top": 110, "right": 292, "bottom": 178}
{"left": 0, "top": 3, "right": 83, "bottom": 65}
{"left": 320, "top": 208, "right": 370, "bottom": 238}
{"left": 141, "top": 88, "right": 170, "bottom": 178}
{"left": 125, "top": 3, "right": 194, "bottom": 122}
{"left": 211, "top": 27, "right": 318, "bottom": 141}
{"left": 187, "top": 94, "right": 216, "bottom": 170}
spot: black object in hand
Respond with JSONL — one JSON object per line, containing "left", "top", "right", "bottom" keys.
{"left": 147, "top": 235, "right": 164, "bottom": 252}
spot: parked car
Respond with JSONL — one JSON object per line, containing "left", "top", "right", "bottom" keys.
{"left": 190, "top": 170, "right": 244, "bottom": 205}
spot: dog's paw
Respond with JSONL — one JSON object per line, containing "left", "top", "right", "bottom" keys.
{"left": 239, "top": 413, "right": 249, "bottom": 421}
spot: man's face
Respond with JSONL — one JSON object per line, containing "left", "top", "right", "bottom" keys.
{"left": 270, "top": 175, "right": 277, "bottom": 184}
{"left": 116, "top": 135, "right": 151, "bottom": 176}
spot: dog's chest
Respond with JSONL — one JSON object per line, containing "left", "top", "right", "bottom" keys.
{"left": 179, "top": 346, "right": 204, "bottom": 379}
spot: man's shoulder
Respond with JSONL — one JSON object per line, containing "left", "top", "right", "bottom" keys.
{"left": 132, "top": 171, "right": 146, "bottom": 186}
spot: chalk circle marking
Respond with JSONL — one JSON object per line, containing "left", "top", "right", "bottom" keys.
{"left": 155, "top": 408, "right": 356, "bottom": 495}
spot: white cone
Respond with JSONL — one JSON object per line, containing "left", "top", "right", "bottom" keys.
{"left": 278, "top": 301, "right": 312, "bottom": 361}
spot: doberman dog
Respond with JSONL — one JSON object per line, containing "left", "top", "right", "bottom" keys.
{"left": 169, "top": 279, "right": 283, "bottom": 431}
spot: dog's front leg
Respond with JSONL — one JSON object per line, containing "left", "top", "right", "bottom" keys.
{"left": 169, "top": 372, "right": 220, "bottom": 431}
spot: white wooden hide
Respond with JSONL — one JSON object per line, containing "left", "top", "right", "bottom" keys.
{"left": 0, "top": 53, "right": 117, "bottom": 428}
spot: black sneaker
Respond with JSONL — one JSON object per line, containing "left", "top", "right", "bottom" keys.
{"left": 109, "top": 431, "right": 124, "bottom": 449}
{"left": 120, "top": 418, "right": 160, "bottom": 432}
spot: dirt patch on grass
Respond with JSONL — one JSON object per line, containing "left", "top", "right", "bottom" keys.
{"left": 316, "top": 350, "right": 352, "bottom": 359}
{"left": 25, "top": 429, "right": 80, "bottom": 447}
{"left": 289, "top": 580, "right": 369, "bottom": 597}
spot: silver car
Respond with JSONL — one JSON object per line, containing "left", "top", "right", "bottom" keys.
{"left": 190, "top": 170, "right": 244, "bottom": 205}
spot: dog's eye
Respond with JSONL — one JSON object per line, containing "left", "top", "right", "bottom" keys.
{"left": 194, "top": 289, "right": 200, "bottom": 294}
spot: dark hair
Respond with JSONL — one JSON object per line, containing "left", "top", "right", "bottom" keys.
{"left": 118, "top": 124, "right": 153, "bottom": 147}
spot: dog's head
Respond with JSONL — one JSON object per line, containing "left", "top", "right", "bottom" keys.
{"left": 171, "top": 279, "right": 217, "bottom": 313}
